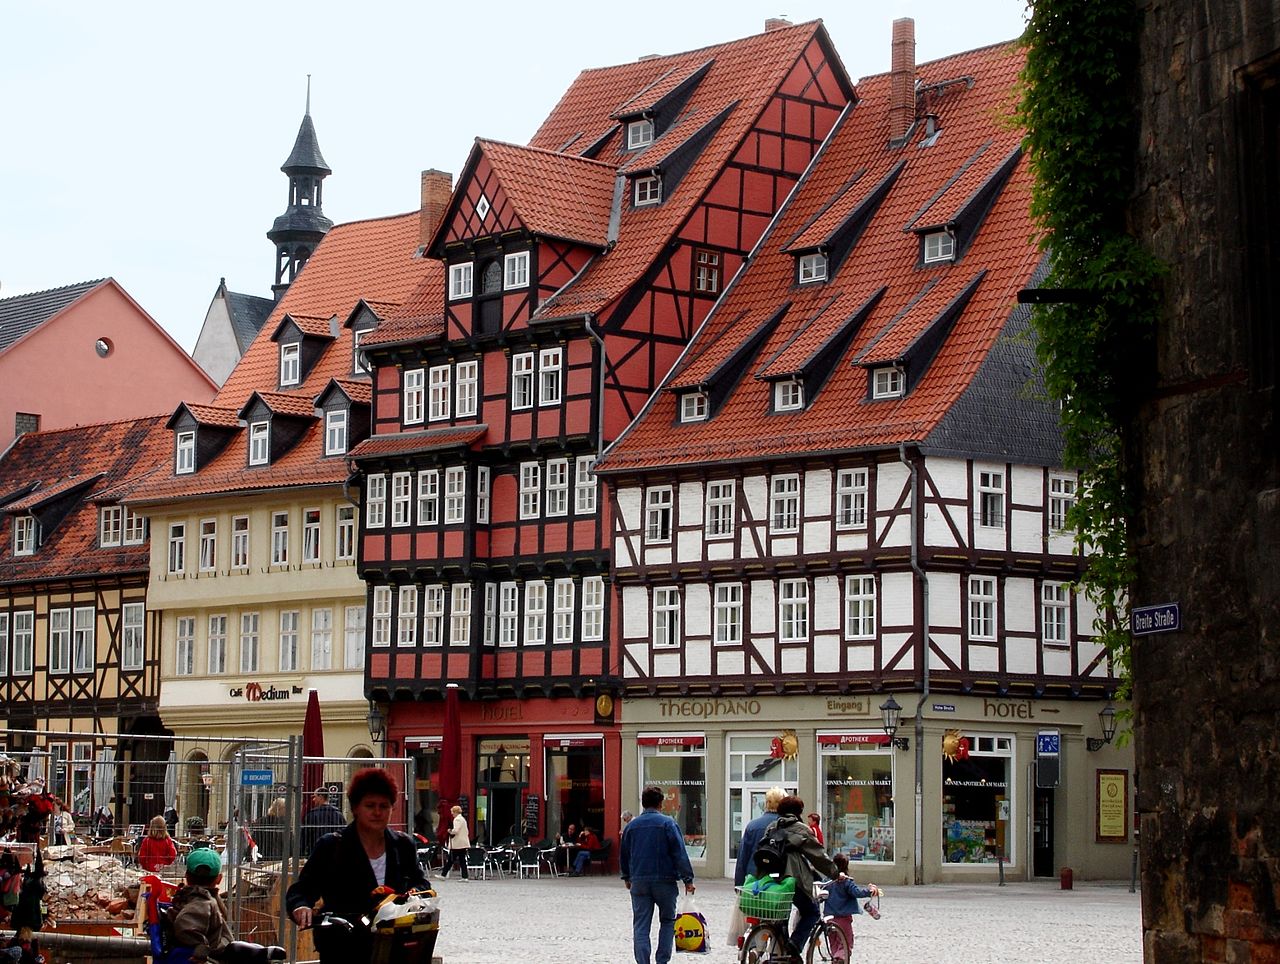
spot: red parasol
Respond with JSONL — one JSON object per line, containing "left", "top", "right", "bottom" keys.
{"left": 302, "top": 688, "right": 325, "bottom": 803}
{"left": 436, "top": 683, "right": 462, "bottom": 844}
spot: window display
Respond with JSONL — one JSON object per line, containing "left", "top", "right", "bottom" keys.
{"left": 818, "top": 734, "right": 894, "bottom": 862}
{"left": 639, "top": 735, "right": 706, "bottom": 858}
{"left": 941, "top": 733, "right": 1013, "bottom": 864}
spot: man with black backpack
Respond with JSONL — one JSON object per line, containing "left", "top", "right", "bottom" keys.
{"left": 761, "top": 795, "right": 838, "bottom": 961}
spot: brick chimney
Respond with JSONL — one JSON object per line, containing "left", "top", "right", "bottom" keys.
{"left": 764, "top": 17, "right": 792, "bottom": 31}
{"left": 889, "top": 18, "right": 917, "bottom": 144}
{"left": 419, "top": 169, "right": 453, "bottom": 248}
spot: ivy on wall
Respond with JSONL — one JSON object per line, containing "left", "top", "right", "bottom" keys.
{"left": 1019, "top": 0, "right": 1163, "bottom": 697}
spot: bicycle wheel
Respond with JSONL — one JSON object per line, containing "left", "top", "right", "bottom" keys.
{"left": 806, "top": 919, "right": 850, "bottom": 964}
{"left": 741, "top": 921, "right": 788, "bottom": 964}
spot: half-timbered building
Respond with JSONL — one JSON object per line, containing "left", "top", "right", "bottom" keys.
{"left": 596, "top": 24, "right": 1134, "bottom": 882}
{"left": 353, "top": 19, "right": 854, "bottom": 848}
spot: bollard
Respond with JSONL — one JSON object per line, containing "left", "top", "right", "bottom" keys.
{"left": 1130, "top": 845, "right": 1139, "bottom": 893}
{"left": 1060, "top": 866, "right": 1073, "bottom": 890}
{"left": 998, "top": 854, "right": 1005, "bottom": 886}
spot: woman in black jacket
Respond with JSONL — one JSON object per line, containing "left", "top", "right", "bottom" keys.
{"left": 286, "top": 768, "right": 428, "bottom": 963}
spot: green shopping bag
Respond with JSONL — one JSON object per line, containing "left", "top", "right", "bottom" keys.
{"left": 737, "top": 873, "right": 796, "bottom": 920}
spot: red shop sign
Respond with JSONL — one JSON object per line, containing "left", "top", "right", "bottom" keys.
{"left": 817, "top": 733, "right": 890, "bottom": 746}
{"left": 637, "top": 735, "right": 705, "bottom": 747}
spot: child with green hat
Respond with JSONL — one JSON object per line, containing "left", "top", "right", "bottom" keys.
{"left": 170, "top": 846, "right": 234, "bottom": 962}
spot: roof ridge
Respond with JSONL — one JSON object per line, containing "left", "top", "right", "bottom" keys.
{"left": 328, "top": 210, "right": 420, "bottom": 230}
{"left": 8, "top": 413, "right": 165, "bottom": 439}
{"left": 0, "top": 278, "right": 107, "bottom": 305}
{"left": 573, "top": 20, "right": 822, "bottom": 76}
{"left": 855, "top": 37, "right": 1023, "bottom": 83}
{"left": 478, "top": 137, "right": 618, "bottom": 169}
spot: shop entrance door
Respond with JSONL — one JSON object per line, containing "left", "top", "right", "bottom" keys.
{"left": 476, "top": 738, "right": 530, "bottom": 846}
{"left": 1033, "top": 786, "right": 1055, "bottom": 877}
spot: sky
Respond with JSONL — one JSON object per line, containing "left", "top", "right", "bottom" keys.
{"left": 0, "top": 1, "right": 1030, "bottom": 354}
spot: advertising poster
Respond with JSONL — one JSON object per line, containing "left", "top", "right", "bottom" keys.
{"left": 1096, "top": 769, "right": 1129, "bottom": 842}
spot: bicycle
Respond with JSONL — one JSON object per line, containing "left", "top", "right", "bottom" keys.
{"left": 737, "top": 881, "right": 882, "bottom": 964}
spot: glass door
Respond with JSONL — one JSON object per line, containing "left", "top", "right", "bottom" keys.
{"left": 725, "top": 734, "right": 797, "bottom": 878}
{"left": 475, "top": 738, "right": 529, "bottom": 846}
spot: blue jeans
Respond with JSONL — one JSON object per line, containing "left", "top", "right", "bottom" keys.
{"left": 630, "top": 879, "right": 678, "bottom": 964}
{"left": 790, "top": 888, "right": 819, "bottom": 954}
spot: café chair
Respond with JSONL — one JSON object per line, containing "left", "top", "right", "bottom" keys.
{"left": 517, "top": 845, "right": 540, "bottom": 879}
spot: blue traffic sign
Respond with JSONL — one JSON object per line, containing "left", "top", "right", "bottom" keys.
{"left": 240, "top": 769, "right": 274, "bottom": 787}
{"left": 1036, "top": 730, "right": 1060, "bottom": 755}
{"left": 1132, "top": 603, "right": 1181, "bottom": 636}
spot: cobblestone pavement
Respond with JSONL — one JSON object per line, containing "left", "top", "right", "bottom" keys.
{"left": 426, "top": 873, "right": 1141, "bottom": 963}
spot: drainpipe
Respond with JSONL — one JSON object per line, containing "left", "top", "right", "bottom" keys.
{"left": 899, "top": 442, "right": 929, "bottom": 885}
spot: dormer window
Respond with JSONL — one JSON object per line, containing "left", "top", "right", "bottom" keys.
{"left": 680, "top": 392, "right": 708, "bottom": 422}
{"left": 798, "top": 253, "right": 828, "bottom": 284}
{"left": 248, "top": 421, "right": 270, "bottom": 465}
{"left": 352, "top": 329, "right": 368, "bottom": 376}
{"left": 923, "top": 230, "right": 956, "bottom": 264}
{"left": 13, "top": 516, "right": 36, "bottom": 556}
{"left": 325, "top": 409, "right": 348, "bottom": 456}
{"left": 634, "top": 175, "right": 662, "bottom": 206}
{"left": 176, "top": 431, "right": 195, "bottom": 475}
{"left": 100, "top": 506, "right": 123, "bottom": 546}
{"left": 280, "top": 342, "right": 301, "bottom": 386}
{"left": 627, "top": 118, "right": 655, "bottom": 150}
{"left": 872, "top": 366, "right": 905, "bottom": 399}
{"left": 449, "top": 262, "right": 474, "bottom": 300}
{"left": 775, "top": 381, "right": 804, "bottom": 411}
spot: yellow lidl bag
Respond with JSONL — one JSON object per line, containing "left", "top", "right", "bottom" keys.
{"left": 674, "top": 893, "right": 708, "bottom": 953}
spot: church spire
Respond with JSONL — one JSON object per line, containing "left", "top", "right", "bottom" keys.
{"left": 267, "top": 81, "right": 333, "bottom": 301}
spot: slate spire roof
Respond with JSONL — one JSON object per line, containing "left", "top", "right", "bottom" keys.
{"left": 282, "top": 110, "right": 331, "bottom": 175}
{"left": 0, "top": 279, "right": 107, "bottom": 353}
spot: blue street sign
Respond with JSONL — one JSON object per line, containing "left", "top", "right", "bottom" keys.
{"left": 1132, "top": 603, "right": 1181, "bottom": 636}
{"left": 240, "top": 769, "right": 274, "bottom": 787}
{"left": 1036, "top": 730, "right": 1061, "bottom": 755}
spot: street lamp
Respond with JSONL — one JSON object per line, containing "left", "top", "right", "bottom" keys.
{"left": 879, "top": 696, "right": 910, "bottom": 751}
{"left": 366, "top": 701, "right": 386, "bottom": 746}
{"left": 1086, "top": 701, "right": 1117, "bottom": 751}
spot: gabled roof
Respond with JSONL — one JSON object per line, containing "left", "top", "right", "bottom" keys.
{"left": 2, "top": 474, "right": 103, "bottom": 513}
{"left": 240, "top": 391, "right": 318, "bottom": 420}
{"left": 348, "top": 426, "right": 487, "bottom": 461}
{"left": 221, "top": 285, "right": 275, "bottom": 353}
{"left": 599, "top": 40, "right": 1046, "bottom": 472}
{"left": 315, "top": 378, "right": 372, "bottom": 407}
{"left": 0, "top": 279, "right": 106, "bottom": 353}
{"left": 273, "top": 313, "right": 336, "bottom": 341}
{"left": 167, "top": 403, "right": 240, "bottom": 431}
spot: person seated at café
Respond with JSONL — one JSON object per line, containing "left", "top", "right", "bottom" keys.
{"left": 569, "top": 825, "right": 601, "bottom": 876}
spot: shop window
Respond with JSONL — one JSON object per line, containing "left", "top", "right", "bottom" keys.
{"left": 727, "top": 734, "right": 798, "bottom": 864}
{"left": 941, "top": 733, "right": 1014, "bottom": 864}
{"left": 818, "top": 734, "right": 895, "bottom": 862}
{"left": 639, "top": 736, "right": 707, "bottom": 860}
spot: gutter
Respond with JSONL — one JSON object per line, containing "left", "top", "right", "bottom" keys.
{"left": 898, "top": 441, "right": 929, "bottom": 887}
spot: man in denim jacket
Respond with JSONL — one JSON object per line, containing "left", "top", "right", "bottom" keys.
{"left": 620, "top": 785, "right": 695, "bottom": 964}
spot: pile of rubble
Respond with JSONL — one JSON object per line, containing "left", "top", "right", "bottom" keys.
{"left": 41, "top": 847, "right": 142, "bottom": 924}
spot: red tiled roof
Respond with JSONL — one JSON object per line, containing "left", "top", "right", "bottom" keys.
{"left": 365, "top": 268, "right": 446, "bottom": 347}
{"left": 318, "top": 379, "right": 372, "bottom": 406}
{"left": 610, "top": 59, "right": 714, "bottom": 118}
{"left": 0, "top": 417, "right": 169, "bottom": 584}
{"left": 617, "top": 103, "right": 734, "bottom": 174}
{"left": 348, "top": 427, "right": 487, "bottom": 461}
{"left": 246, "top": 391, "right": 318, "bottom": 419}
{"left": 3, "top": 473, "right": 102, "bottom": 513}
{"left": 179, "top": 403, "right": 241, "bottom": 429}
{"left": 599, "top": 41, "right": 1033, "bottom": 472}
{"left": 276, "top": 313, "right": 335, "bottom": 339}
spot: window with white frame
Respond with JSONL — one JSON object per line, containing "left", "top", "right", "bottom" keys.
{"left": 978, "top": 470, "right": 1005, "bottom": 529}
{"left": 483, "top": 584, "right": 497, "bottom": 646}
{"left": 325, "top": 409, "right": 348, "bottom": 455}
{"left": 403, "top": 369, "right": 425, "bottom": 424}
{"left": 279, "top": 610, "right": 300, "bottom": 672}
{"left": 280, "top": 342, "right": 301, "bottom": 385}
{"left": 239, "top": 612, "right": 260, "bottom": 672}
{"left": 372, "top": 587, "right": 392, "bottom": 648}
{"left": 645, "top": 486, "right": 673, "bottom": 542}
{"left": 1042, "top": 582, "right": 1070, "bottom": 645}
{"left": 398, "top": 585, "right": 418, "bottom": 646}
{"left": 303, "top": 508, "right": 321, "bottom": 562}
{"left": 352, "top": 329, "right": 367, "bottom": 376}
{"left": 271, "top": 511, "right": 289, "bottom": 565}
{"left": 12, "top": 611, "right": 33, "bottom": 675}
{"left": 539, "top": 348, "right": 562, "bottom": 406}
{"left": 770, "top": 474, "right": 801, "bottom": 533}
{"left": 168, "top": 523, "right": 186, "bottom": 574}
{"left": 519, "top": 462, "right": 541, "bottom": 519}
{"left": 199, "top": 519, "right": 217, "bottom": 572}
{"left": 844, "top": 575, "right": 877, "bottom": 639}
{"left": 575, "top": 457, "right": 597, "bottom": 514}
{"left": 582, "top": 576, "right": 604, "bottom": 640}
{"left": 13, "top": 516, "right": 36, "bottom": 556}
{"left": 0, "top": 614, "right": 10, "bottom": 676}
{"left": 968, "top": 576, "right": 997, "bottom": 640}
{"left": 176, "top": 431, "right": 195, "bottom": 474}
{"left": 367, "top": 474, "right": 387, "bottom": 527}
{"left": 499, "top": 582, "right": 519, "bottom": 646}
{"left": 429, "top": 365, "right": 451, "bottom": 421}
{"left": 449, "top": 262, "right": 473, "bottom": 300}
{"left": 836, "top": 468, "right": 869, "bottom": 529}
{"left": 680, "top": 392, "right": 709, "bottom": 422}
{"left": 456, "top": 360, "right": 479, "bottom": 417}
{"left": 124, "top": 508, "right": 146, "bottom": 545}
{"left": 336, "top": 505, "right": 355, "bottom": 560}
{"left": 779, "top": 579, "right": 810, "bottom": 642}
{"left": 208, "top": 614, "right": 228, "bottom": 673}
{"left": 627, "top": 118, "right": 655, "bottom": 149}
{"left": 553, "top": 579, "right": 574, "bottom": 644}
{"left": 872, "top": 366, "right": 905, "bottom": 399}
{"left": 713, "top": 582, "right": 743, "bottom": 645}
{"left": 545, "top": 459, "right": 569, "bottom": 516}
{"left": 122, "top": 602, "right": 145, "bottom": 671}
{"left": 49, "top": 608, "right": 70, "bottom": 674}
{"left": 1049, "top": 475, "right": 1077, "bottom": 531}
{"left": 512, "top": 353, "right": 535, "bottom": 410}
{"left": 694, "top": 249, "right": 721, "bottom": 293}
{"left": 231, "top": 515, "right": 250, "bottom": 568}
{"left": 175, "top": 616, "right": 194, "bottom": 676}
{"left": 249, "top": 421, "right": 270, "bottom": 466}
{"left": 390, "top": 471, "right": 412, "bottom": 526}
{"left": 798, "top": 252, "right": 828, "bottom": 283}
{"left": 634, "top": 175, "right": 662, "bottom": 206}
{"left": 524, "top": 581, "right": 547, "bottom": 645}
{"left": 476, "top": 466, "right": 491, "bottom": 523}
{"left": 706, "top": 480, "right": 735, "bottom": 538}
{"left": 444, "top": 467, "right": 467, "bottom": 523}
{"left": 73, "top": 605, "right": 96, "bottom": 671}
{"left": 775, "top": 380, "right": 804, "bottom": 411}
{"left": 423, "top": 585, "right": 444, "bottom": 645}
{"left": 100, "top": 506, "right": 123, "bottom": 546}
{"left": 923, "top": 230, "right": 956, "bottom": 263}
{"left": 450, "top": 584, "right": 472, "bottom": 644}
{"left": 653, "top": 587, "right": 681, "bottom": 647}
{"left": 504, "top": 251, "right": 529, "bottom": 289}
{"left": 345, "top": 605, "right": 366, "bottom": 667}
{"left": 312, "top": 607, "right": 334, "bottom": 668}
